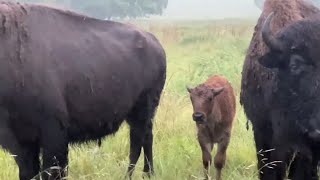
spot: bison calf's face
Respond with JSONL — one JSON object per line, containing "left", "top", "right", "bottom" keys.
{"left": 187, "top": 85, "right": 224, "bottom": 124}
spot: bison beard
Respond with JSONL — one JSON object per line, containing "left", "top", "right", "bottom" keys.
{"left": 241, "top": 0, "right": 320, "bottom": 179}
{"left": 0, "top": 2, "right": 166, "bottom": 180}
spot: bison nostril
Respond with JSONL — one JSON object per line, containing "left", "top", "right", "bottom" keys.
{"left": 192, "top": 112, "right": 204, "bottom": 122}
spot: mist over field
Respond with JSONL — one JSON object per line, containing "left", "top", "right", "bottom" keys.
{"left": 162, "top": 0, "right": 261, "bottom": 19}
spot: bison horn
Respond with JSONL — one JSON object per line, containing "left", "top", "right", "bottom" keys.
{"left": 262, "top": 12, "right": 284, "bottom": 51}
{"left": 186, "top": 86, "right": 193, "bottom": 93}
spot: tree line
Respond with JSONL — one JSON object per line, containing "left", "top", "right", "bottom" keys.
{"left": 15, "top": 0, "right": 168, "bottom": 19}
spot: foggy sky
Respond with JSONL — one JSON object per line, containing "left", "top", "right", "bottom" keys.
{"left": 162, "top": 0, "right": 261, "bottom": 19}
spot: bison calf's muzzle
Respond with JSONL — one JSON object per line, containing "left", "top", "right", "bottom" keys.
{"left": 193, "top": 112, "right": 205, "bottom": 123}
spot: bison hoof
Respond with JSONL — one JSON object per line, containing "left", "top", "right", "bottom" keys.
{"left": 142, "top": 170, "right": 154, "bottom": 179}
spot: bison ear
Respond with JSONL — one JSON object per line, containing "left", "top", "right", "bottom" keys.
{"left": 258, "top": 52, "right": 282, "bottom": 69}
{"left": 212, "top": 87, "right": 224, "bottom": 97}
{"left": 186, "top": 86, "right": 193, "bottom": 93}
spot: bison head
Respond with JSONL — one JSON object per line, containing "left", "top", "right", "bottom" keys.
{"left": 259, "top": 12, "right": 317, "bottom": 94}
{"left": 259, "top": 12, "right": 320, "bottom": 140}
{"left": 259, "top": 13, "right": 314, "bottom": 71}
{"left": 187, "top": 84, "right": 224, "bottom": 124}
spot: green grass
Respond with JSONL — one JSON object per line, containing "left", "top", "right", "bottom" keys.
{"left": 0, "top": 20, "right": 259, "bottom": 180}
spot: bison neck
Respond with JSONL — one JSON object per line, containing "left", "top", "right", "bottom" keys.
{"left": 273, "top": 84, "right": 320, "bottom": 138}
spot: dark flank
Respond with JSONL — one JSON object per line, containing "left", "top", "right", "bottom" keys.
{"left": 0, "top": 1, "right": 166, "bottom": 180}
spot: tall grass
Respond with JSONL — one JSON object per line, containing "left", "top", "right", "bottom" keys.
{"left": 0, "top": 20, "right": 259, "bottom": 180}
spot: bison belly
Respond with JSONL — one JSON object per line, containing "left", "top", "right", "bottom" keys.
{"left": 64, "top": 70, "right": 147, "bottom": 142}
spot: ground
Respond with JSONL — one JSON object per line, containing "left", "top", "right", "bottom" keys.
{"left": 0, "top": 19, "right": 258, "bottom": 180}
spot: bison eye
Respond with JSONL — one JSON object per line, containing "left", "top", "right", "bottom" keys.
{"left": 208, "top": 97, "right": 213, "bottom": 101}
{"left": 289, "top": 54, "right": 305, "bottom": 75}
{"left": 290, "top": 64, "right": 298, "bottom": 71}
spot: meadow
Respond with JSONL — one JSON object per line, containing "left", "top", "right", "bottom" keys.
{"left": 0, "top": 19, "right": 259, "bottom": 180}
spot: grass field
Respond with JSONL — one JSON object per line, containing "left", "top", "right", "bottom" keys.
{"left": 0, "top": 19, "right": 259, "bottom": 180}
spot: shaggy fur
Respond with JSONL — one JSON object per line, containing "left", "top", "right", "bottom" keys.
{"left": 188, "top": 75, "right": 236, "bottom": 180}
{"left": 240, "top": 0, "right": 320, "bottom": 179}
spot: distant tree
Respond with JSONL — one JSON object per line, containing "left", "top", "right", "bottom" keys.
{"left": 70, "top": 0, "right": 168, "bottom": 19}
{"left": 14, "top": 0, "right": 168, "bottom": 19}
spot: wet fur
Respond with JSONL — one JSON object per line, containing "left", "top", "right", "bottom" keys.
{"left": 240, "top": 0, "right": 320, "bottom": 179}
{"left": 0, "top": 1, "right": 166, "bottom": 180}
{"left": 189, "top": 75, "right": 236, "bottom": 180}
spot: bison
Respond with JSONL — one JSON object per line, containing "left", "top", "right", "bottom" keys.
{"left": 240, "top": 0, "right": 320, "bottom": 179}
{"left": 0, "top": 2, "right": 166, "bottom": 180}
{"left": 187, "top": 75, "right": 236, "bottom": 180}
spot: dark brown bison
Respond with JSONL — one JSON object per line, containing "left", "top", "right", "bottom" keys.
{"left": 0, "top": 2, "right": 166, "bottom": 180}
{"left": 187, "top": 75, "right": 236, "bottom": 180}
{"left": 240, "top": 0, "right": 320, "bottom": 179}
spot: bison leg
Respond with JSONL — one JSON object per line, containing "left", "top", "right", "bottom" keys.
{"left": 142, "top": 121, "right": 154, "bottom": 177}
{"left": 251, "top": 120, "right": 274, "bottom": 180}
{"left": 41, "top": 119, "right": 68, "bottom": 180}
{"left": 214, "top": 134, "right": 230, "bottom": 180}
{"left": 261, "top": 146, "right": 288, "bottom": 180}
{"left": 126, "top": 123, "right": 144, "bottom": 178}
{"left": 288, "top": 152, "right": 316, "bottom": 180}
{"left": 126, "top": 122, "right": 154, "bottom": 179}
{"left": 14, "top": 143, "right": 40, "bottom": 180}
{"left": 0, "top": 109, "right": 40, "bottom": 180}
{"left": 311, "top": 151, "right": 320, "bottom": 180}
{"left": 126, "top": 90, "right": 160, "bottom": 179}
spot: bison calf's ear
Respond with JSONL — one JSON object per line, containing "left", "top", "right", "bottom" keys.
{"left": 212, "top": 87, "right": 224, "bottom": 97}
{"left": 258, "top": 53, "right": 282, "bottom": 69}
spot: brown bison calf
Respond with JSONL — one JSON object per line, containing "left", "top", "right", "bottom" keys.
{"left": 187, "top": 75, "right": 236, "bottom": 180}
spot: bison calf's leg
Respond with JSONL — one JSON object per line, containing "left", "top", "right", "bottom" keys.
{"left": 199, "top": 140, "right": 213, "bottom": 180}
{"left": 214, "top": 136, "right": 230, "bottom": 180}
{"left": 41, "top": 119, "right": 68, "bottom": 180}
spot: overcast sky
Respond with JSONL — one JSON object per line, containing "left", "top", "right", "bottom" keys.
{"left": 162, "top": 0, "right": 261, "bottom": 19}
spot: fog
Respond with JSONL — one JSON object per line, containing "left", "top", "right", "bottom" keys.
{"left": 14, "top": 0, "right": 264, "bottom": 20}
{"left": 12, "top": 0, "right": 320, "bottom": 20}
{"left": 162, "top": 0, "right": 261, "bottom": 20}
